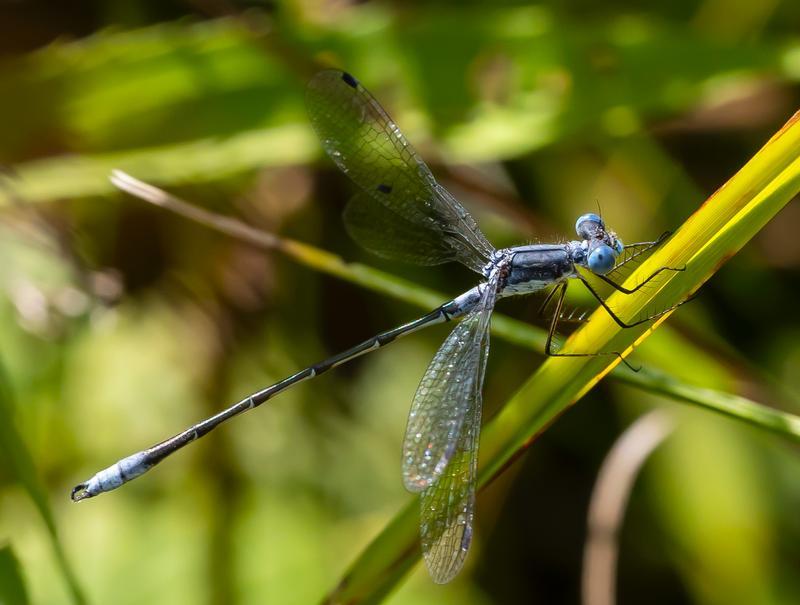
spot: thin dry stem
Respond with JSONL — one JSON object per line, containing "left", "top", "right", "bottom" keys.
{"left": 582, "top": 410, "right": 675, "bottom": 605}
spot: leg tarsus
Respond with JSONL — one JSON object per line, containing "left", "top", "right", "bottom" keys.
{"left": 595, "top": 264, "right": 684, "bottom": 295}
{"left": 617, "top": 353, "right": 641, "bottom": 372}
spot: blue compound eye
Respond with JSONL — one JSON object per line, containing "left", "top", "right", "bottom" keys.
{"left": 588, "top": 244, "right": 616, "bottom": 274}
{"left": 575, "top": 213, "right": 605, "bottom": 238}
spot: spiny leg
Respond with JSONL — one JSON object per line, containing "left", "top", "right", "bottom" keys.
{"left": 537, "top": 284, "right": 561, "bottom": 318}
{"left": 577, "top": 274, "right": 691, "bottom": 329}
{"left": 543, "top": 282, "right": 638, "bottom": 371}
{"left": 593, "top": 264, "right": 685, "bottom": 295}
{"left": 543, "top": 282, "right": 567, "bottom": 355}
{"left": 538, "top": 284, "right": 589, "bottom": 325}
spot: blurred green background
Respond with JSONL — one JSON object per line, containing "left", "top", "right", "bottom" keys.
{"left": 1, "top": 1, "right": 800, "bottom": 604}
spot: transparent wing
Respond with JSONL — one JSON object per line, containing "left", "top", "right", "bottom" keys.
{"left": 419, "top": 321, "right": 487, "bottom": 584}
{"left": 306, "top": 70, "right": 494, "bottom": 274}
{"left": 402, "top": 274, "right": 497, "bottom": 493}
{"left": 343, "top": 192, "right": 459, "bottom": 266}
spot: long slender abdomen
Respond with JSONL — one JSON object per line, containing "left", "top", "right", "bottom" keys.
{"left": 70, "top": 301, "right": 460, "bottom": 501}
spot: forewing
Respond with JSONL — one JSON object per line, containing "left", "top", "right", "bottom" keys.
{"left": 343, "top": 193, "right": 457, "bottom": 266}
{"left": 402, "top": 274, "right": 497, "bottom": 492}
{"left": 306, "top": 70, "right": 493, "bottom": 273}
{"left": 419, "top": 323, "right": 487, "bottom": 584}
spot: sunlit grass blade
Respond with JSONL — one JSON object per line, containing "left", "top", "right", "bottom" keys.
{"left": 111, "top": 170, "right": 800, "bottom": 444}
{"left": 324, "top": 110, "right": 800, "bottom": 602}
{"left": 0, "top": 358, "right": 86, "bottom": 605}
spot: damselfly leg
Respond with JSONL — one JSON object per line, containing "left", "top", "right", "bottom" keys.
{"left": 543, "top": 279, "right": 690, "bottom": 367}
{"left": 542, "top": 252, "right": 689, "bottom": 371}
{"left": 542, "top": 282, "right": 638, "bottom": 370}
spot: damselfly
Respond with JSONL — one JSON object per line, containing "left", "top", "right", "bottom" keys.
{"left": 72, "top": 70, "right": 684, "bottom": 584}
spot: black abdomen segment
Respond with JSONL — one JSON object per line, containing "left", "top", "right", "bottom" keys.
{"left": 70, "top": 304, "right": 453, "bottom": 500}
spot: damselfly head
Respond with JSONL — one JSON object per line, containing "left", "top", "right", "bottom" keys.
{"left": 575, "top": 213, "right": 624, "bottom": 274}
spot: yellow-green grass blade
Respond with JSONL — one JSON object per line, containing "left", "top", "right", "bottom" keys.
{"left": 112, "top": 171, "right": 800, "bottom": 445}
{"left": 322, "top": 111, "right": 800, "bottom": 602}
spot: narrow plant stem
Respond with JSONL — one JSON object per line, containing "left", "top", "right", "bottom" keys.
{"left": 110, "top": 170, "right": 800, "bottom": 444}
{"left": 582, "top": 410, "right": 675, "bottom": 605}
{"left": 622, "top": 366, "right": 800, "bottom": 443}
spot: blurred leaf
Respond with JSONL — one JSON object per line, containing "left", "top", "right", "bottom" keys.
{"left": 0, "top": 18, "right": 307, "bottom": 154}
{"left": 0, "top": 358, "right": 53, "bottom": 538}
{"left": 1, "top": 10, "right": 799, "bottom": 202}
{"left": 0, "top": 358, "right": 85, "bottom": 605}
{"left": 397, "top": 7, "right": 785, "bottom": 158}
{"left": 0, "top": 545, "right": 28, "bottom": 605}
{"left": 3, "top": 124, "right": 316, "bottom": 203}
{"left": 324, "top": 109, "right": 800, "bottom": 600}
